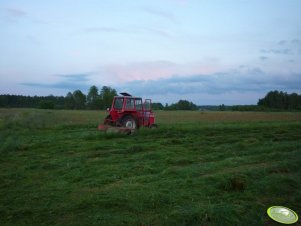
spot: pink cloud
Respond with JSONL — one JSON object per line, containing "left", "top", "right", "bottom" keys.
{"left": 93, "top": 60, "right": 226, "bottom": 84}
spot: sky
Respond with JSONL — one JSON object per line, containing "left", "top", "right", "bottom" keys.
{"left": 0, "top": 0, "right": 301, "bottom": 105}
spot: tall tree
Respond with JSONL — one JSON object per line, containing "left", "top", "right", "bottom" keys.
{"left": 64, "top": 92, "right": 75, "bottom": 109}
{"left": 87, "top": 85, "right": 100, "bottom": 109}
{"left": 288, "top": 93, "right": 300, "bottom": 110}
{"left": 152, "top": 102, "right": 164, "bottom": 110}
{"left": 166, "top": 100, "right": 198, "bottom": 110}
{"left": 100, "top": 86, "right": 117, "bottom": 109}
{"left": 0, "top": 95, "right": 8, "bottom": 107}
{"left": 73, "top": 90, "right": 86, "bottom": 109}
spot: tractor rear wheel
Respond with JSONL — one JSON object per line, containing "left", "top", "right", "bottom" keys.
{"left": 122, "top": 115, "right": 137, "bottom": 129}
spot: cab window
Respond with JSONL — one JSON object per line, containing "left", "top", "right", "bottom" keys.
{"left": 144, "top": 100, "right": 151, "bottom": 111}
{"left": 114, "top": 98, "right": 124, "bottom": 110}
{"left": 135, "top": 99, "right": 142, "bottom": 110}
{"left": 125, "top": 98, "right": 135, "bottom": 109}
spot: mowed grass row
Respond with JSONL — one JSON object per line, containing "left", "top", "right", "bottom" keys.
{"left": 0, "top": 108, "right": 301, "bottom": 128}
{"left": 0, "top": 109, "right": 301, "bottom": 225}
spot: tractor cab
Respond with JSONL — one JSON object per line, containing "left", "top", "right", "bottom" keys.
{"left": 102, "top": 93, "right": 157, "bottom": 130}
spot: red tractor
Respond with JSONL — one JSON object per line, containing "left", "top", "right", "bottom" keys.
{"left": 98, "top": 93, "right": 157, "bottom": 133}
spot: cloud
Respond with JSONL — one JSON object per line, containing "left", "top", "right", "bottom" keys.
{"left": 278, "top": 40, "right": 287, "bottom": 45}
{"left": 21, "top": 82, "right": 91, "bottom": 91}
{"left": 21, "top": 73, "right": 92, "bottom": 91}
{"left": 259, "top": 56, "right": 268, "bottom": 61}
{"left": 2, "top": 7, "right": 28, "bottom": 22}
{"left": 278, "top": 39, "right": 300, "bottom": 46}
{"left": 84, "top": 27, "right": 122, "bottom": 33}
{"left": 143, "top": 27, "right": 172, "bottom": 38}
{"left": 261, "top": 39, "right": 301, "bottom": 56}
{"left": 83, "top": 25, "right": 172, "bottom": 38}
{"left": 117, "top": 68, "right": 301, "bottom": 97}
{"left": 143, "top": 7, "right": 175, "bottom": 22}
{"left": 96, "top": 60, "right": 223, "bottom": 82}
{"left": 2, "top": 6, "right": 48, "bottom": 24}
{"left": 18, "top": 67, "right": 301, "bottom": 104}
{"left": 97, "top": 61, "right": 178, "bottom": 82}
{"left": 291, "top": 39, "right": 300, "bottom": 45}
{"left": 56, "top": 73, "right": 91, "bottom": 82}
{"left": 260, "top": 48, "right": 292, "bottom": 55}
{"left": 169, "top": 0, "right": 189, "bottom": 5}
{"left": 6, "top": 7, "right": 27, "bottom": 18}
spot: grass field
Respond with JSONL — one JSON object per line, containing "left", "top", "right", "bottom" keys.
{"left": 1, "top": 109, "right": 301, "bottom": 226}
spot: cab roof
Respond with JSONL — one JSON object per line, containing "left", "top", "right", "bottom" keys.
{"left": 120, "top": 92, "right": 131, "bottom": 96}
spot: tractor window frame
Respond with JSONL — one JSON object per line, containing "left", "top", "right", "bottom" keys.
{"left": 144, "top": 99, "right": 151, "bottom": 111}
{"left": 135, "top": 98, "right": 142, "bottom": 111}
{"left": 125, "top": 98, "right": 135, "bottom": 110}
{"left": 113, "top": 97, "right": 124, "bottom": 110}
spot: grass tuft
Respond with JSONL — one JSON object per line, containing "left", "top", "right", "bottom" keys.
{"left": 219, "top": 175, "right": 247, "bottom": 192}
{"left": 126, "top": 145, "right": 145, "bottom": 153}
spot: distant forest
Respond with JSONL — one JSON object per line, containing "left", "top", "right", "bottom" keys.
{"left": 0, "top": 85, "right": 198, "bottom": 110}
{"left": 0, "top": 87, "right": 300, "bottom": 111}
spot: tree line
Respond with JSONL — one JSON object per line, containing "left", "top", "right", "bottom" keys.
{"left": 257, "top": 90, "right": 301, "bottom": 110}
{"left": 229, "top": 90, "right": 301, "bottom": 111}
{"left": 0, "top": 85, "right": 196, "bottom": 110}
{"left": 148, "top": 100, "right": 198, "bottom": 110}
{"left": 0, "top": 86, "right": 117, "bottom": 110}
{"left": 1, "top": 88, "right": 300, "bottom": 111}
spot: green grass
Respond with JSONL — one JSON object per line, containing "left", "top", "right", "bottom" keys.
{"left": 0, "top": 109, "right": 301, "bottom": 225}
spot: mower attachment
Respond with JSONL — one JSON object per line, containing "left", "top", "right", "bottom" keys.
{"left": 98, "top": 124, "right": 133, "bottom": 135}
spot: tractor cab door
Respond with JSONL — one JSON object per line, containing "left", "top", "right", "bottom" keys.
{"left": 143, "top": 99, "right": 152, "bottom": 126}
{"left": 134, "top": 98, "right": 144, "bottom": 126}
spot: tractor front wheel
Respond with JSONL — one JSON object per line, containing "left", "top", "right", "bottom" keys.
{"left": 122, "top": 115, "right": 137, "bottom": 129}
{"left": 104, "top": 115, "right": 113, "bottom": 126}
{"left": 150, "top": 124, "right": 158, "bottom": 129}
